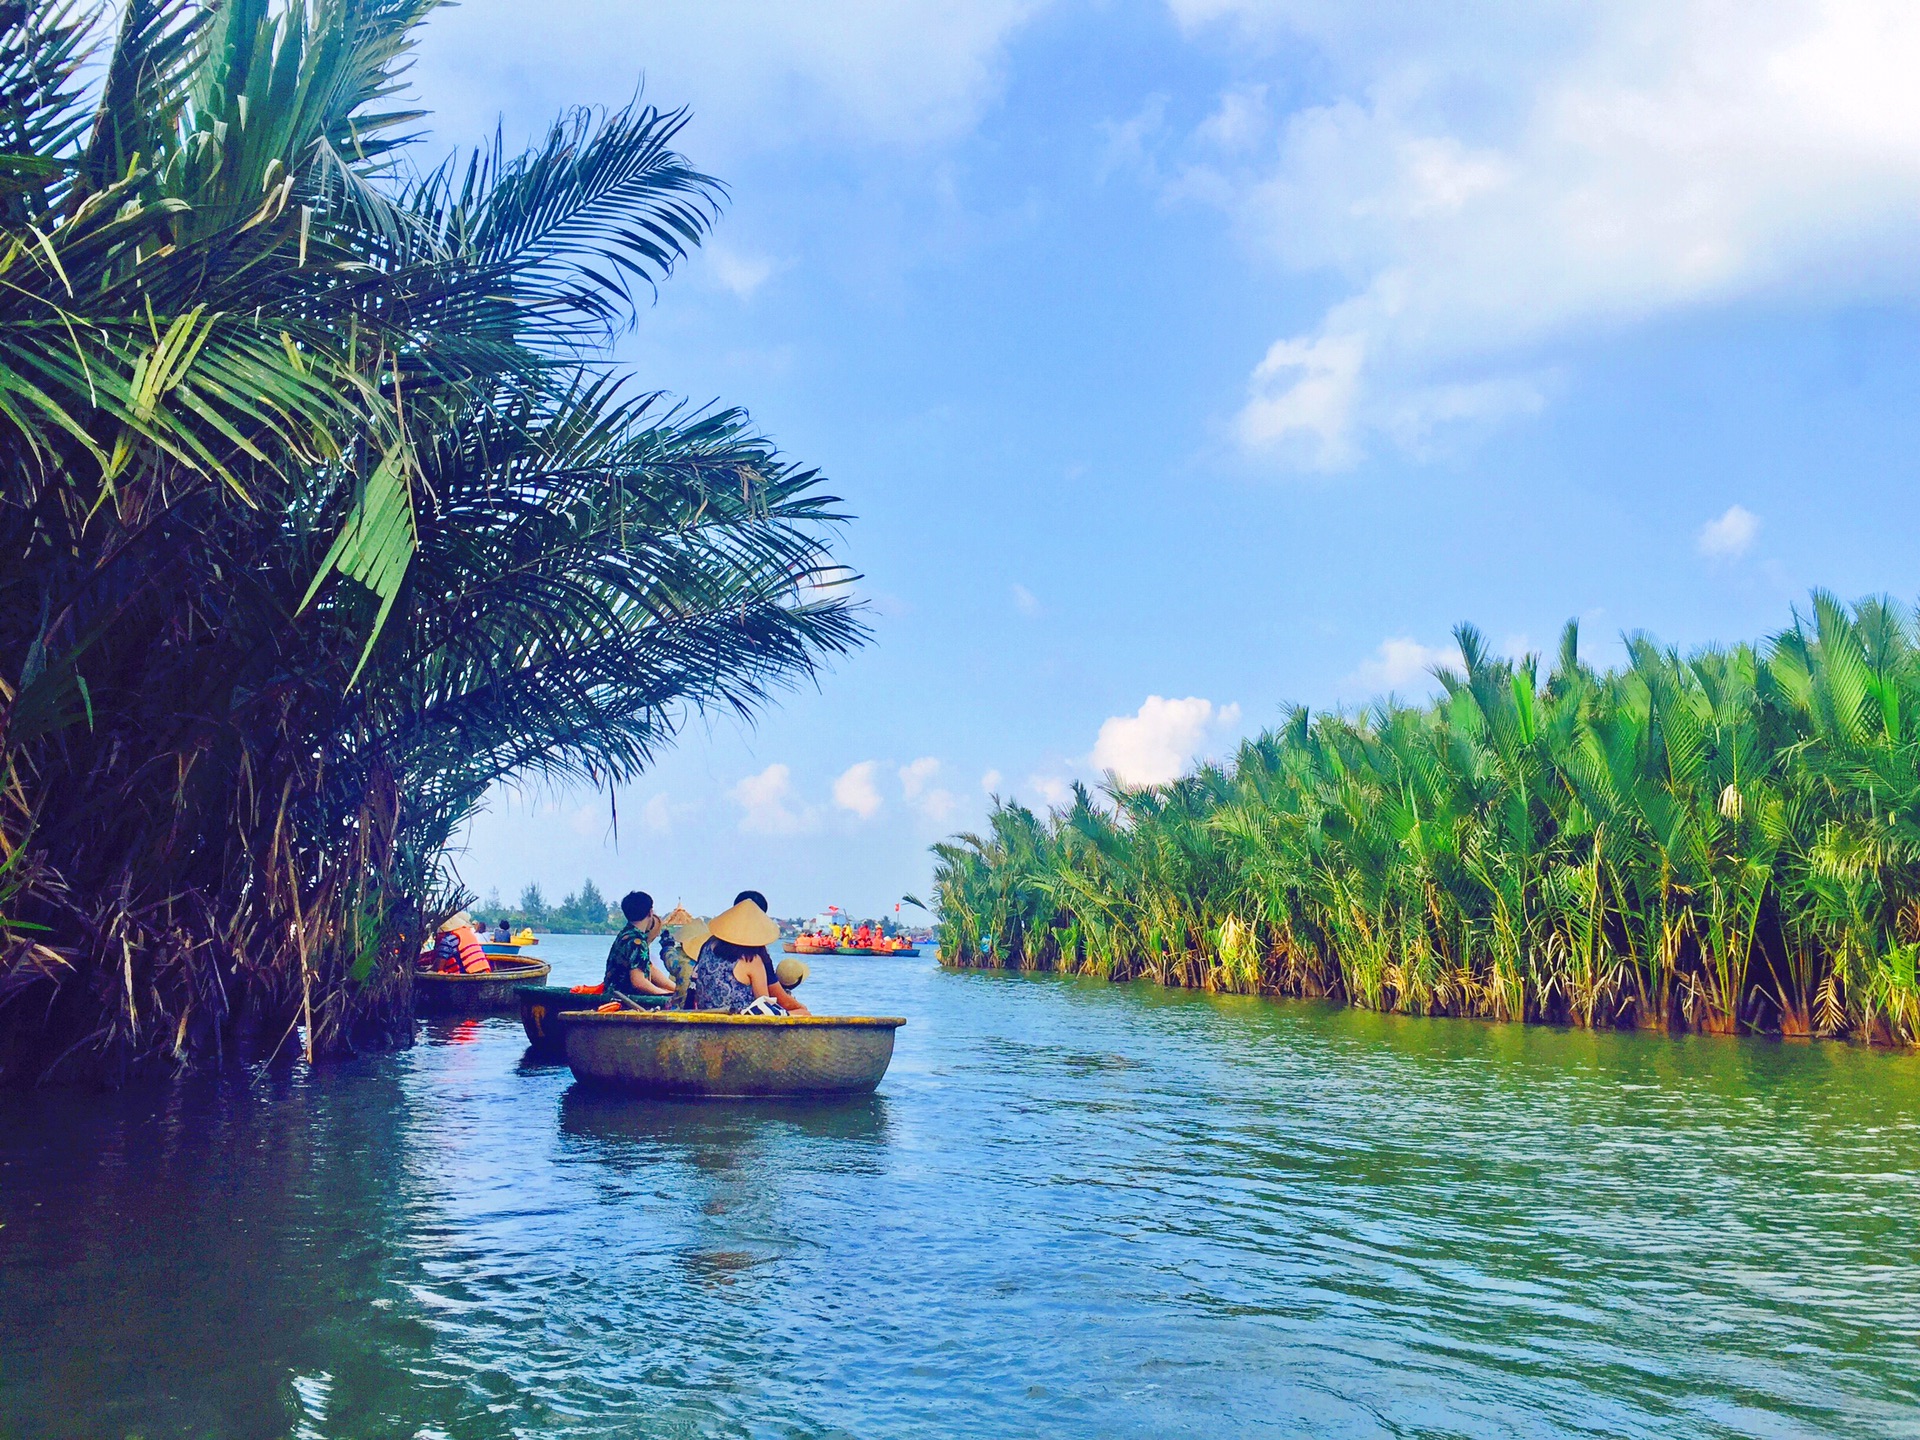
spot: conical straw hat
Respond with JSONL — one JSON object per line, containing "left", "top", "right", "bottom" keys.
{"left": 674, "top": 918, "right": 712, "bottom": 961}
{"left": 708, "top": 899, "right": 778, "bottom": 948}
{"left": 439, "top": 910, "right": 474, "bottom": 933}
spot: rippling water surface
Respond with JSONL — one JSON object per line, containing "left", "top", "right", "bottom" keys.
{"left": 4, "top": 938, "right": 1918, "bottom": 1438}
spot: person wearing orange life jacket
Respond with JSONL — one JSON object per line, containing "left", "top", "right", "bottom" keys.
{"left": 435, "top": 912, "right": 490, "bottom": 974}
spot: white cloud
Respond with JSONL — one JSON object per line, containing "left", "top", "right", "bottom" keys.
{"left": 568, "top": 802, "right": 606, "bottom": 839}
{"left": 981, "top": 768, "right": 1003, "bottom": 794}
{"left": 1010, "top": 582, "right": 1041, "bottom": 616}
{"left": 1027, "top": 774, "right": 1075, "bottom": 808}
{"left": 1237, "top": 332, "right": 1366, "bottom": 469}
{"left": 732, "top": 764, "right": 815, "bottom": 835}
{"left": 899, "top": 757, "right": 941, "bottom": 800}
{"left": 833, "top": 761, "right": 885, "bottom": 819}
{"left": 1698, "top": 503, "right": 1760, "bottom": 559}
{"left": 415, "top": 2, "right": 1047, "bottom": 159}
{"left": 1197, "top": 84, "right": 1270, "bottom": 151}
{"left": 707, "top": 244, "right": 777, "bottom": 299}
{"left": 1162, "top": 1, "right": 1920, "bottom": 465}
{"left": 1341, "top": 637, "right": 1461, "bottom": 697}
{"left": 1091, "top": 696, "right": 1242, "bottom": 787}
{"left": 898, "top": 757, "right": 958, "bottom": 823}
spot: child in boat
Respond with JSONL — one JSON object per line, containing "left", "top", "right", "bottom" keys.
{"left": 602, "top": 891, "right": 676, "bottom": 1002}
{"left": 694, "top": 899, "right": 810, "bottom": 1015}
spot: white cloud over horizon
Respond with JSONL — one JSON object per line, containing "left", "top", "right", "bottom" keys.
{"left": 1159, "top": 1, "right": 1920, "bottom": 467}
{"left": 899, "top": 757, "right": 957, "bottom": 824}
{"left": 732, "top": 764, "right": 816, "bottom": 835}
{"left": 833, "top": 761, "right": 885, "bottom": 819}
{"left": 414, "top": 1, "right": 1047, "bottom": 159}
{"left": 1091, "top": 696, "right": 1243, "bottom": 787}
{"left": 1698, "top": 503, "right": 1761, "bottom": 559}
{"left": 1340, "top": 637, "right": 1462, "bottom": 699}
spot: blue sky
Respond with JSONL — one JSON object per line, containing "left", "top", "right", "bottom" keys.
{"left": 410, "top": 0, "right": 1920, "bottom": 921}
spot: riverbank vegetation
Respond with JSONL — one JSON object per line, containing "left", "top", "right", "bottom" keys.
{"left": 933, "top": 596, "right": 1920, "bottom": 1046}
{"left": 0, "top": 0, "right": 861, "bottom": 1083}
{"left": 476, "top": 881, "right": 621, "bottom": 935}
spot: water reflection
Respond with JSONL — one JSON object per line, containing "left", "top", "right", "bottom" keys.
{"left": 558, "top": 1084, "right": 893, "bottom": 1158}
{"left": 3, "top": 937, "right": 1918, "bottom": 1440}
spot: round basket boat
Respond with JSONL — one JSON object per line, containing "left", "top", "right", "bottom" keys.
{"left": 564, "top": 1010, "right": 905, "bottom": 1098}
{"left": 516, "top": 986, "right": 670, "bottom": 1061}
{"left": 414, "top": 959, "right": 551, "bottom": 1016}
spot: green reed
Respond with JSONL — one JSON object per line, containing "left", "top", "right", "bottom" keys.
{"left": 933, "top": 595, "right": 1920, "bottom": 1045}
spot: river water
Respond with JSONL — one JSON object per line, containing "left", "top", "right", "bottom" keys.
{"left": 2, "top": 936, "right": 1917, "bottom": 1439}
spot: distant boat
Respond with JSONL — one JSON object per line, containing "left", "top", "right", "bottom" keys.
{"left": 565, "top": 1010, "right": 905, "bottom": 1098}
{"left": 783, "top": 942, "right": 919, "bottom": 957}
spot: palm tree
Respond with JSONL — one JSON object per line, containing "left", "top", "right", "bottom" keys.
{"left": 0, "top": 1, "right": 865, "bottom": 1082}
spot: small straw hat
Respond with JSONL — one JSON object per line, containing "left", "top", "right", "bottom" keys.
{"left": 708, "top": 899, "right": 779, "bottom": 948}
{"left": 673, "top": 918, "right": 712, "bottom": 960}
{"left": 438, "top": 911, "right": 474, "bottom": 933}
{"left": 775, "top": 957, "right": 809, "bottom": 988}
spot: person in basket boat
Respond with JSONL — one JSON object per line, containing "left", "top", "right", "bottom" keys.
{"left": 426, "top": 912, "right": 490, "bottom": 974}
{"left": 694, "top": 898, "right": 810, "bottom": 1016}
{"left": 601, "top": 891, "right": 676, "bottom": 1004}
{"left": 659, "top": 913, "right": 709, "bottom": 1008}
{"left": 491, "top": 916, "right": 512, "bottom": 943}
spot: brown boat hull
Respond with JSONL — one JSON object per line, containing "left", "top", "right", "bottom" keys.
{"left": 564, "top": 1011, "right": 904, "bottom": 1098}
{"left": 414, "top": 960, "right": 551, "bottom": 1015}
{"left": 516, "top": 986, "right": 670, "bottom": 1060}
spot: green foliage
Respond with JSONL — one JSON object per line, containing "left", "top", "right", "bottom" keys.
{"left": 516, "top": 884, "right": 549, "bottom": 923}
{"left": 933, "top": 595, "right": 1920, "bottom": 1047}
{"left": 0, "top": 0, "right": 864, "bottom": 1082}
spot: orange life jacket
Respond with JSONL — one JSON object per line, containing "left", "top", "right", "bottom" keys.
{"left": 450, "top": 925, "right": 489, "bottom": 974}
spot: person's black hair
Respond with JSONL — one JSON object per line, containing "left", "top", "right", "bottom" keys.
{"left": 733, "top": 889, "right": 768, "bottom": 911}
{"left": 621, "top": 890, "right": 654, "bottom": 923}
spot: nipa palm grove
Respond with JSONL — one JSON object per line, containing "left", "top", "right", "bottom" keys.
{"left": 934, "top": 602, "right": 1920, "bottom": 1047}
{"left": 0, "top": 1, "right": 861, "bottom": 1084}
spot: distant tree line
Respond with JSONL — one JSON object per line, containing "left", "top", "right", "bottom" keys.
{"left": 478, "top": 881, "right": 619, "bottom": 934}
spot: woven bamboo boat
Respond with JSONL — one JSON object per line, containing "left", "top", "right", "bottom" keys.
{"left": 414, "top": 959, "right": 551, "bottom": 1015}
{"left": 516, "top": 985, "right": 669, "bottom": 1060}
{"left": 564, "top": 1010, "right": 905, "bottom": 1097}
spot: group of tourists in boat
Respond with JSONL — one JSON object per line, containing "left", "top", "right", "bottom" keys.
{"left": 599, "top": 889, "right": 812, "bottom": 1016}
{"left": 422, "top": 889, "right": 810, "bottom": 1015}
{"left": 422, "top": 913, "right": 536, "bottom": 973}
{"left": 788, "top": 916, "right": 916, "bottom": 955}
{"left": 418, "top": 889, "right": 905, "bottom": 1098}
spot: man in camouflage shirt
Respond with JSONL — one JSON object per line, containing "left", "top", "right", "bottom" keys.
{"left": 601, "top": 890, "right": 675, "bottom": 1001}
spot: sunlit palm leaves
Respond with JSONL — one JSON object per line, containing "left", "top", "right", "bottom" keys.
{"left": 933, "top": 594, "right": 1920, "bottom": 1047}
{"left": 0, "top": 0, "right": 865, "bottom": 1082}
